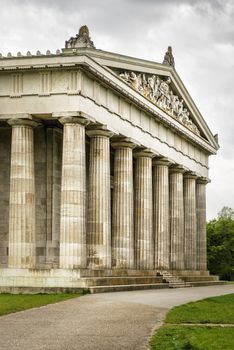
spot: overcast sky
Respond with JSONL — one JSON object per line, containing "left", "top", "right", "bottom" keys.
{"left": 1, "top": 0, "right": 233, "bottom": 219}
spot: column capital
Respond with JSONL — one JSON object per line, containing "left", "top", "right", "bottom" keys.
{"left": 59, "top": 116, "right": 90, "bottom": 126}
{"left": 153, "top": 157, "right": 173, "bottom": 167}
{"left": 86, "top": 124, "right": 114, "bottom": 138}
{"left": 197, "top": 177, "right": 210, "bottom": 185}
{"left": 134, "top": 148, "right": 155, "bottom": 159}
{"left": 184, "top": 171, "right": 198, "bottom": 180}
{"left": 52, "top": 111, "right": 95, "bottom": 122}
{"left": 111, "top": 137, "right": 139, "bottom": 150}
{"left": 169, "top": 164, "right": 188, "bottom": 174}
{"left": 7, "top": 118, "right": 41, "bottom": 128}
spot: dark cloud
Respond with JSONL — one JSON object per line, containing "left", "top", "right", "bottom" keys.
{"left": 0, "top": 0, "right": 233, "bottom": 219}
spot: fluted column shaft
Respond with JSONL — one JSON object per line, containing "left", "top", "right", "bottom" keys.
{"left": 169, "top": 166, "right": 185, "bottom": 270}
{"left": 196, "top": 178, "right": 208, "bottom": 270}
{"left": 87, "top": 128, "right": 113, "bottom": 269}
{"left": 153, "top": 158, "right": 170, "bottom": 269}
{"left": 134, "top": 150, "right": 154, "bottom": 269}
{"left": 184, "top": 173, "right": 197, "bottom": 270}
{"left": 112, "top": 140, "right": 135, "bottom": 269}
{"left": 59, "top": 116, "right": 89, "bottom": 269}
{"left": 7, "top": 118, "right": 39, "bottom": 268}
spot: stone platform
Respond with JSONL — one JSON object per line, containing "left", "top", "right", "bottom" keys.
{"left": 0, "top": 268, "right": 225, "bottom": 294}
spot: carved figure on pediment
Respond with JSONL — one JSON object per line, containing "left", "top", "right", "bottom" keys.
{"left": 141, "top": 74, "right": 148, "bottom": 95}
{"left": 181, "top": 109, "right": 190, "bottom": 125}
{"left": 157, "top": 77, "right": 171, "bottom": 109}
{"left": 129, "top": 72, "right": 141, "bottom": 91}
{"left": 194, "top": 125, "right": 200, "bottom": 135}
{"left": 148, "top": 75, "right": 161, "bottom": 101}
{"left": 169, "top": 91, "right": 179, "bottom": 116}
{"left": 187, "top": 119, "right": 194, "bottom": 131}
{"left": 119, "top": 71, "right": 130, "bottom": 82}
{"left": 177, "top": 99, "right": 184, "bottom": 119}
{"left": 142, "top": 74, "right": 148, "bottom": 89}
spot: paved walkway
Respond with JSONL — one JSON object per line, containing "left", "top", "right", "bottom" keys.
{"left": 0, "top": 285, "right": 233, "bottom": 350}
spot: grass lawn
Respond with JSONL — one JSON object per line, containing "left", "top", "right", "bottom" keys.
{"left": 166, "top": 293, "right": 234, "bottom": 324}
{"left": 150, "top": 325, "right": 234, "bottom": 350}
{"left": 150, "top": 293, "right": 234, "bottom": 350}
{"left": 0, "top": 293, "right": 80, "bottom": 316}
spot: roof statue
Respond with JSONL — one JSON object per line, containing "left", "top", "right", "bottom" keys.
{"left": 65, "top": 25, "right": 95, "bottom": 49}
{"left": 162, "top": 46, "right": 175, "bottom": 67}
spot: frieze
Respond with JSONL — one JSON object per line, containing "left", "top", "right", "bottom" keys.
{"left": 118, "top": 71, "right": 200, "bottom": 136}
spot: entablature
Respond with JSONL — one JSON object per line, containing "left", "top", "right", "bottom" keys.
{"left": 0, "top": 52, "right": 218, "bottom": 157}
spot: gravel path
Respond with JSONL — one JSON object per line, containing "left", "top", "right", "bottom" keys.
{"left": 0, "top": 284, "right": 233, "bottom": 350}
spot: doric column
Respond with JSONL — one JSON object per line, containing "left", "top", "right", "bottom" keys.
{"left": 86, "top": 126, "right": 113, "bottom": 269}
{"left": 59, "top": 115, "right": 89, "bottom": 269}
{"left": 45, "top": 127, "right": 63, "bottom": 267}
{"left": 111, "top": 138, "right": 136, "bottom": 269}
{"left": 153, "top": 158, "right": 170, "bottom": 269}
{"left": 196, "top": 177, "right": 209, "bottom": 271}
{"left": 134, "top": 149, "right": 154, "bottom": 270}
{"left": 184, "top": 172, "right": 197, "bottom": 270}
{"left": 7, "top": 118, "right": 39, "bottom": 268}
{"left": 169, "top": 165, "right": 186, "bottom": 270}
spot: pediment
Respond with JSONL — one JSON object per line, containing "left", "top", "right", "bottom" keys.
{"left": 83, "top": 50, "right": 218, "bottom": 153}
{"left": 115, "top": 69, "right": 200, "bottom": 137}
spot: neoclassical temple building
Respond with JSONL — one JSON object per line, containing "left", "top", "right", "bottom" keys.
{"left": 0, "top": 26, "right": 222, "bottom": 292}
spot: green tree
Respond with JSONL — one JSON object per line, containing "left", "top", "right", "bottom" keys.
{"left": 207, "top": 207, "right": 234, "bottom": 280}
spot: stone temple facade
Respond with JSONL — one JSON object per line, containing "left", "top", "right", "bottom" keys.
{"left": 0, "top": 26, "right": 221, "bottom": 292}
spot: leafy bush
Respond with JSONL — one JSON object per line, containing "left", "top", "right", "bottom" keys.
{"left": 207, "top": 207, "right": 234, "bottom": 280}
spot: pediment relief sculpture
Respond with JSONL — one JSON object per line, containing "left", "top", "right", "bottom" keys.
{"left": 118, "top": 71, "right": 200, "bottom": 136}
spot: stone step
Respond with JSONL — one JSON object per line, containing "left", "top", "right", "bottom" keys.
{"left": 180, "top": 276, "right": 219, "bottom": 282}
{"left": 80, "top": 269, "right": 158, "bottom": 278}
{"left": 80, "top": 276, "right": 164, "bottom": 287}
{"left": 89, "top": 283, "right": 169, "bottom": 294}
{"left": 169, "top": 270, "right": 210, "bottom": 277}
{"left": 169, "top": 283, "right": 191, "bottom": 288}
{"left": 189, "top": 281, "right": 227, "bottom": 287}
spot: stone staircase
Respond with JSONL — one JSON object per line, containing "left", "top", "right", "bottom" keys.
{"left": 80, "top": 274, "right": 169, "bottom": 293}
{"left": 156, "top": 270, "right": 192, "bottom": 288}
{"left": 178, "top": 275, "right": 227, "bottom": 287}
{"left": 79, "top": 269, "right": 226, "bottom": 293}
{"left": 157, "top": 270, "right": 227, "bottom": 288}
{"left": 71, "top": 269, "right": 170, "bottom": 293}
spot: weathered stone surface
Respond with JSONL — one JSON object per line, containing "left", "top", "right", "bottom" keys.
{"left": 112, "top": 139, "right": 136, "bottom": 269}
{"left": 153, "top": 158, "right": 170, "bottom": 269}
{"left": 0, "top": 128, "right": 10, "bottom": 267}
{"left": 59, "top": 116, "right": 89, "bottom": 269}
{"left": 45, "top": 127, "right": 62, "bottom": 267}
{"left": 86, "top": 127, "right": 113, "bottom": 269}
{"left": 34, "top": 126, "right": 47, "bottom": 267}
{"left": 7, "top": 118, "right": 40, "bottom": 268}
{"left": 196, "top": 178, "right": 209, "bottom": 271}
{"left": 134, "top": 149, "right": 154, "bottom": 270}
{"left": 169, "top": 165, "right": 185, "bottom": 270}
{"left": 184, "top": 172, "right": 197, "bottom": 270}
